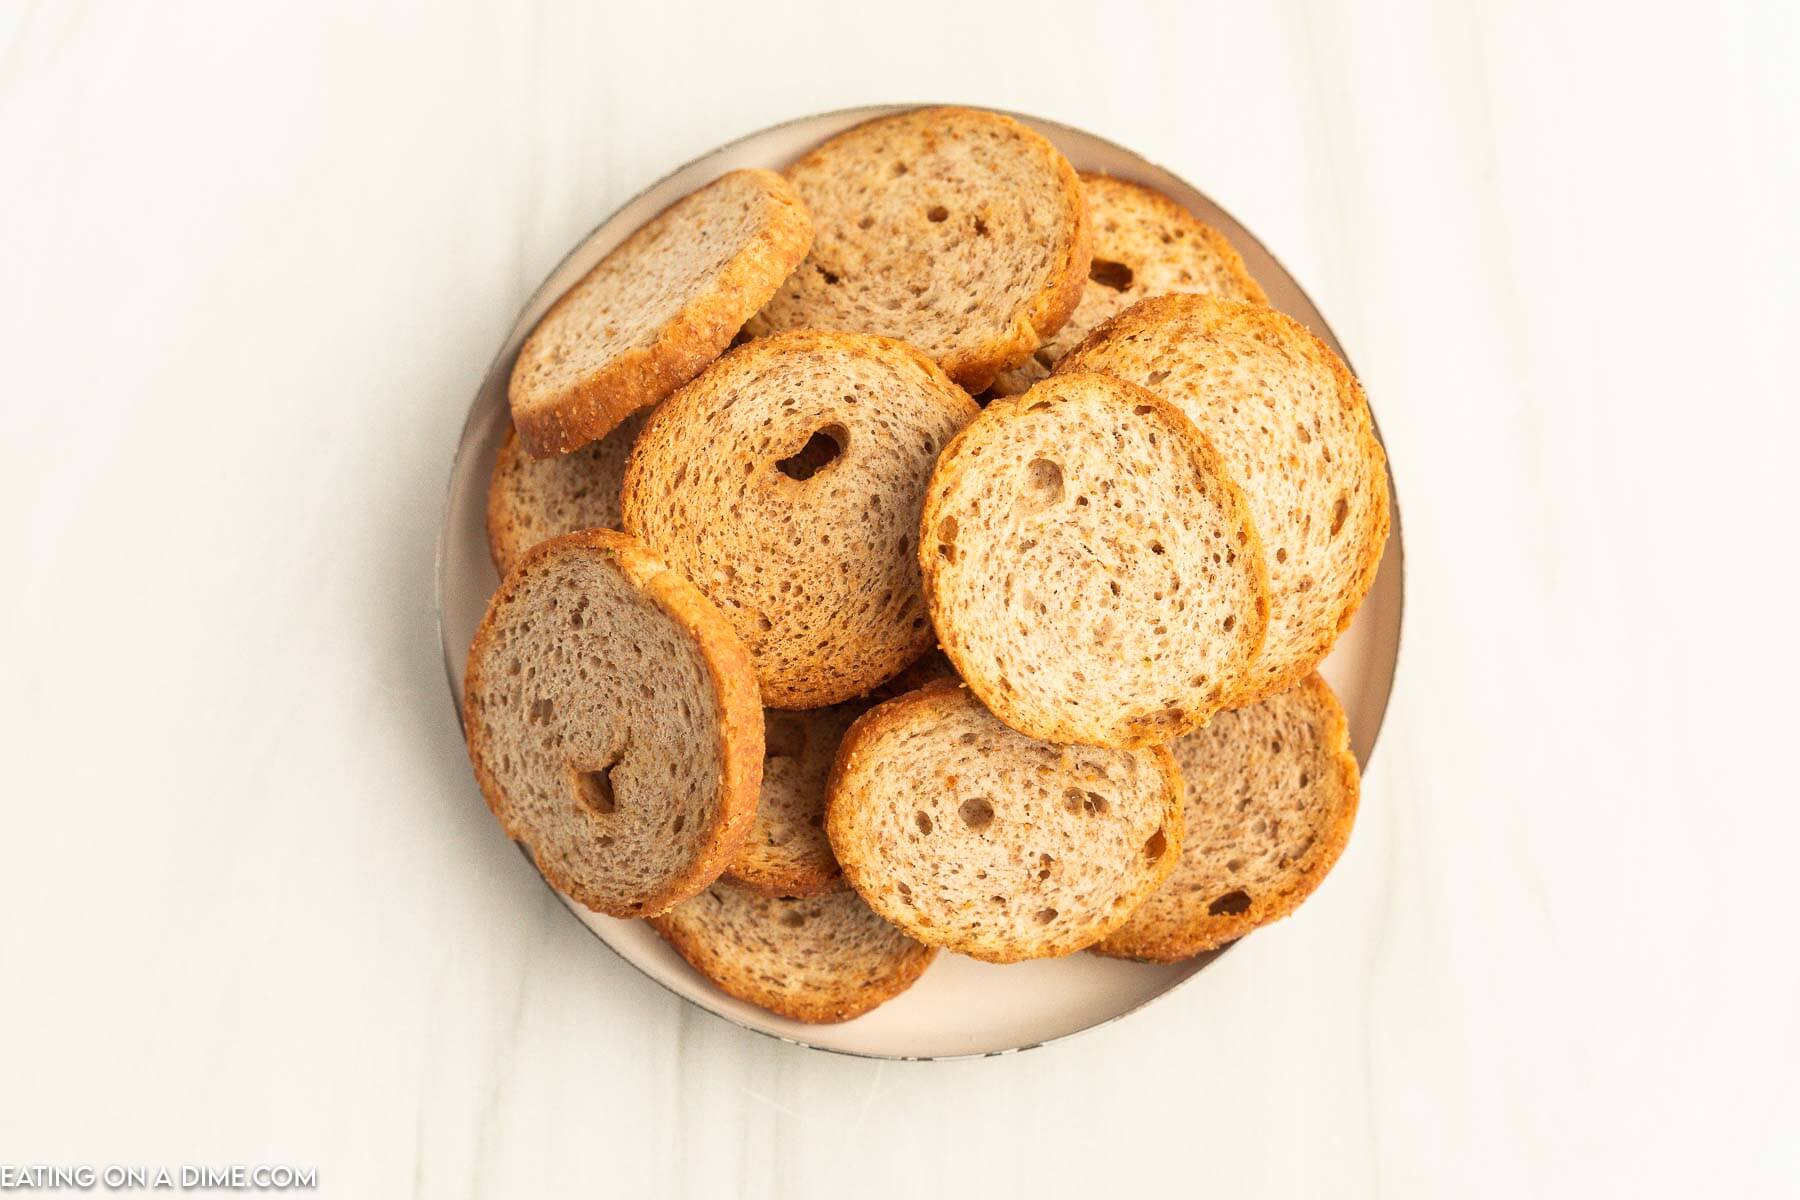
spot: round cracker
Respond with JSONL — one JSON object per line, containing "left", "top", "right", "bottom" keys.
{"left": 920, "top": 372, "right": 1269, "bottom": 748}
{"left": 462, "top": 530, "right": 762, "bottom": 917}
{"left": 746, "top": 107, "right": 1090, "bottom": 392}
{"left": 509, "top": 169, "right": 812, "bottom": 457}
{"left": 622, "top": 330, "right": 978, "bottom": 709}
{"left": 650, "top": 878, "right": 935, "bottom": 1023}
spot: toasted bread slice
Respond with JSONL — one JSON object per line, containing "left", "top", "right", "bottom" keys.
{"left": 1093, "top": 673, "right": 1358, "bottom": 961}
{"left": 650, "top": 878, "right": 935, "bottom": 1023}
{"left": 826, "top": 683, "right": 1183, "bottom": 963}
{"left": 745, "top": 107, "right": 1090, "bottom": 392}
{"left": 621, "top": 330, "right": 979, "bottom": 709}
{"left": 485, "top": 410, "right": 650, "bottom": 578}
{"left": 989, "top": 173, "right": 1266, "bottom": 395}
{"left": 1059, "top": 296, "right": 1390, "bottom": 705}
{"left": 728, "top": 702, "right": 866, "bottom": 897}
{"left": 508, "top": 169, "right": 812, "bottom": 457}
{"left": 462, "top": 530, "right": 762, "bottom": 917}
{"left": 920, "top": 372, "right": 1269, "bottom": 748}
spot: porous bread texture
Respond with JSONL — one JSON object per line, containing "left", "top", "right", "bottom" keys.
{"left": 1059, "top": 295, "right": 1390, "bottom": 706}
{"left": 728, "top": 701, "right": 867, "bottom": 897}
{"left": 485, "top": 409, "right": 650, "bottom": 578}
{"left": 508, "top": 169, "right": 813, "bottom": 457}
{"left": 745, "top": 107, "right": 1090, "bottom": 393}
{"left": 826, "top": 684, "right": 1183, "bottom": 963}
{"left": 1093, "top": 673, "right": 1358, "bottom": 961}
{"left": 621, "top": 330, "right": 979, "bottom": 709}
{"left": 462, "top": 530, "right": 762, "bottom": 917}
{"left": 650, "top": 878, "right": 936, "bottom": 1023}
{"left": 989, "top": 173, "right": 1267, "bottom": 395}
{"left": 920, "top": 372, "right": 1269, "bottom": 749}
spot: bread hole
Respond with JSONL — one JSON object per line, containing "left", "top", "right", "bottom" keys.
{"left": 764, "top": 714, "right": 807, "bottom": 760}
{"left": 672, "top": 813, "right": 685, "bottom": 834}
{"left": 1275, "top": 547, "right": 1288, "bottom": 564}
{"left": 857, "top": 215, "right": 874, "bottom": 230}
{"left": 1144, "top": 829, "right": 1169, "bottom": 861}
{"left": 1089, "top": 259, "right": 1134, "bottom": 291}
{"left": 776, "top": 424, "right": 847, "bottom": 481}
{"left": 1145, "top": 369, "right": 1169, "bottom": 386}
{"left": 1208, "top": 889, "right": 1252, "bottom": 916}
{"left": 973, "top": 216, "right": 989, "bottom": 236}
{"left": 571, "top": 758, "right": 622, "bottom": 816}
{"left": 958, "top": 796, "right": 995, "bottom": 831}
{"left": 1109, "top": 580, "right": 1121, "bottom": 597}
{"left": 1330, "top": 496, "right": 1349, "bottom": 536}
{"left": 915, "top": 810, "right": 933, "bottom": 834}
{"left": 1150, "top": 540, "right": 1165, "bottom": 555}
{"left": 1023, "top": 457, "right": 1064, "bottom": 508}
{"left": 779, "top": 909, "right": 807, "bottom": 928}
{"left": 936, "top": 516, "right": 959, "bottom": 563}
{"left": 926, "top": 205, "right": 949, "bottom": 222}
{"left": 893, "top": 161, "right": 909, "bottom": 176}
{"left": 817, "top": 266, "right": 840, "bottom": 285}
{"left": 1222, "top": 614, "right": 1236, "bottom": 631}
{"left": 1034, "top": 908, "right": 1058, "bottom": 925}
{"left": 896, "top": 881, "right": 912, "bottom": 897}
{"left": 1133, "top": 404, "right": 1155, "bottom": 417}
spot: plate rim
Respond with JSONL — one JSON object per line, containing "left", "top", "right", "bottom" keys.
{"left": 433, "top": 102, "right": 1408, "bottom": 1062}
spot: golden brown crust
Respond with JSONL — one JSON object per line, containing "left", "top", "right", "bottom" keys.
{"left": 918, "top": 376, "right": 1270, "bottom": 748}
{"left": 1090, "top": 673, "right": 1359, "bottom": 961}
{"left": 461, "top": 530, "right": 763, "bottom": 917}
{"left": 825, "top": 683, "right": 1184, "bottom": 963}
{"left": 723, "top": 870, "right": 840, "bottom": 899}
{"left": 725, "top": 837, "right": 844, "bottom": 897}
{"left": 647, "top": 882, "right": 935, "bottom": 1023}
{"left": 509, "top": 169, "right": 814, "bottom": 458}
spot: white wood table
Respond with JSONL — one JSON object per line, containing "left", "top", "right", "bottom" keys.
{"left": 2, "top": 2, "right": 1795, "bottom": 1196}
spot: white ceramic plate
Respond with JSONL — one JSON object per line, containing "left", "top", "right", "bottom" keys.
{"left": 436, "top": 105, "right": 1405, "bottom": 1060}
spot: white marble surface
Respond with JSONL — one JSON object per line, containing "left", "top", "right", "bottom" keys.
{"left": 3, "top": 2, "right": 1796, "bottom": 1196}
